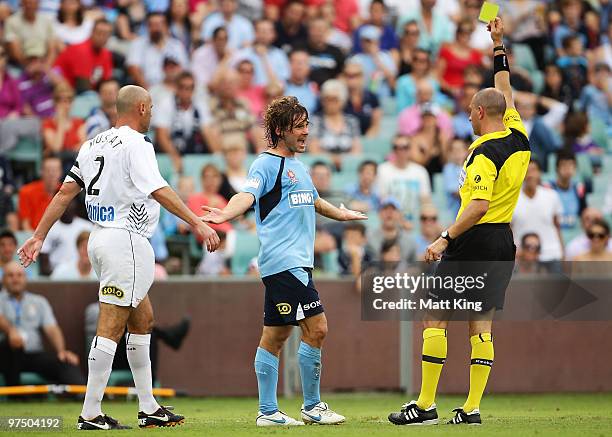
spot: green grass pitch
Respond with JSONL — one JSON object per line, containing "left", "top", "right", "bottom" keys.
{"left": 2, "top": 393, "right": 612, "bottom": 436}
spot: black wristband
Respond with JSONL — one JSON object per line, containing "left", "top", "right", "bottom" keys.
{"left": 494, "top": 53, "right": 510, "bottom": 74}
{"left": 493, "top": 45, "right": 506, "bottom": 52}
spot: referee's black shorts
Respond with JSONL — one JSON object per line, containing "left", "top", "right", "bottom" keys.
{"left": 428, "top": 223, "right": 516, "bottom": 311}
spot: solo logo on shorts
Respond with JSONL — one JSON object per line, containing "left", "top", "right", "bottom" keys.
{"left": 101, "top": 286, "right": 124, "bottom": 299}
{"left": 276, "top": 303, "right": 292, "bottom": 315}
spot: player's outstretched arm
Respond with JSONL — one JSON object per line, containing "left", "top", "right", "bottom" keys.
{"left": 18, "top": 181, "right": 81, "bottom": 267}
{"left": 152, "top": 186, "right": 220, "bottom": 252}
{"left": 314, "top": 198, "right": 368, "bottom": 221}
{"left": 489, "top": 17, "right": 515, "bottom": 110}
{"left": 202, "top": 192, "right": 255, "bottom": 224}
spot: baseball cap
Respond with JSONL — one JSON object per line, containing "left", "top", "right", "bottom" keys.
{"left": 360, "top": 25, "right": 382, "bottom": 41}
{"left": 163, "top": 54, "right": 181, "bottom": 66}
{"left": 379, "top": 197, "right": 401, "bottom": 211}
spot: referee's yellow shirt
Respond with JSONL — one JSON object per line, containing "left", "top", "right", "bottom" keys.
{"left": 456, "top": 108, "right": 531, "bottom": 224}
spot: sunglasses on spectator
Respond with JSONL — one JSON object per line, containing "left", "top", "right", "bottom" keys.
{"left": 420, "top": 215, "right": 437, "bottom": 222}
{"left": 414, "top": 57, "right": 429, "bottom": 63}
{"left": 523, "top": 244, "right": 541, "bottom": 252}
{"left": 393, "top": 143, "right": 411, "bottom": 150}
{"left": 55, "top": 96, "right": 74, "bottom": 103}
{"left": 178, "top": 83, "right": 195, "bottom": 90}
{"left": 587, "top": 232, "right": 608, "bottom": 240}
{"left": 238, "top": 68, "right": 254, "bottom": 74}
{"left": 322, "top": 95, "right": 340, "bottom": 101}
{"left": 345, "top": 71, "right": 362, "bottom": 78}
{"left": 404, "top": 29, "right": 419, "bottom": 36}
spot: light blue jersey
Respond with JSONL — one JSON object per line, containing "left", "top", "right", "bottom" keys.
{"left": 242, "top": 152, "right": 319, "bottom": 278}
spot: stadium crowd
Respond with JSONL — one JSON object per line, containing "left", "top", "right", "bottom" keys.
{"left": 0, "top": 0, "right": 611, "bottom": 280}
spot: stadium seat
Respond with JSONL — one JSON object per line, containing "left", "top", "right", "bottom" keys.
{"left": 341, "top": 153, "right": 381, "bottom": 174}
{"left": 7, "top": 137, "right": 42, "bottom": 172}
{"left": 513, "top": 43, "right": 545, "bottom": 94}
{"left": 361, "top": 137, "right": 392, "bottom": 158}
{"left": 20, "top": 372, "right": 48, "bottom": 385}
{"left": 380, "top": 97, "right": 397, "bottom": 116}
{"left": 576, "top": 153, "right": 593, "bottom": 180}
{"left": 70, "top": 91, "right": 101, "bottom": 119}
{"left": 379, "top": 116, "right": 397, "bottom": 142}
{"left": 182, "top": 155, "right": 225, "bottom": 191}
{"left": 298, "top": 154, "right": 334, "bottom": 170}
{"left": 156, "top": 154, "right": 175, "bottom": 185}
{"left": 230, "top": 230, "right": 259, "bottom": 275}
{"left": 331, "top": 172, "right": 355, "bottom": 191}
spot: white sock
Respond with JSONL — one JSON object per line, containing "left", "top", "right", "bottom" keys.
{"left": 81, "top": 336, "right": 116, "bottom": 420}
{"left": 126, "top": 333, "right": 160, "bottom": 414}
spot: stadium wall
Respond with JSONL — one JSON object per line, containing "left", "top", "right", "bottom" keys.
{"left": 26, "top": 280, "right": 612, "bottom": 396}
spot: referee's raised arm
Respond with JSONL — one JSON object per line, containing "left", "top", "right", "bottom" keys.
{"left": 489, "top": 18, "right": 515, "bottom": 110}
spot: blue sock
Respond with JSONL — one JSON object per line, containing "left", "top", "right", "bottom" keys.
{"left": 298, "top": 341, "right": 321, "bottom": 411}
{"left": 254, "top": 347, "right": 279, "bottom": 415}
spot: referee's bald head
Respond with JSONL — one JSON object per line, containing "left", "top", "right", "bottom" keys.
{"left": 469, "top": 87, "right": 507, "bottom": 136}
{"left": 116, "top": 85, "right": 153, "bottom": 133}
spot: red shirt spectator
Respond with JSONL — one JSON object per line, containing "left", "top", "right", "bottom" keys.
{"left": 333, "top": 0, "right": 359, "bottom": 34}
{"left": 439, "top": 45, "right": 482, "bottom": 89}
{"left": 42, "top": 118, "right": 86, "bottom": 152}
{"left": 53, "top": 19, "right": 113, "bottom": 91}
{"left": 18, "top": 156, "right": 62, "bottom": 230}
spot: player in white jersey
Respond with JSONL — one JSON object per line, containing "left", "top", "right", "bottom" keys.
{"left": 18, "top": 85, "right": 220, "bottom": 430}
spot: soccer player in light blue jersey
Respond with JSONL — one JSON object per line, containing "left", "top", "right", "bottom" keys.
{"left": 203, "top": 96, "right": 367, "bottom": 426}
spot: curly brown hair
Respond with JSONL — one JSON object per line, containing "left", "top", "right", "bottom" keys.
{"left": 263, "top": 96, "right": 309, "bottom": 148}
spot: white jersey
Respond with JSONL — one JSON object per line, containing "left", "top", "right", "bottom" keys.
{"left": 65, "top": 126, "right": 168, "bottom": 239}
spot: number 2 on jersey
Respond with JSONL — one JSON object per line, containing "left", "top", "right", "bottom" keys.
{"left": 87, "top": 156, "right": 105, "bottom": 195}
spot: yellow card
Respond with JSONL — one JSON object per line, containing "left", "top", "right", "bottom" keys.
{"left": 478, "top": 1, "right": 499, "bottom": 23}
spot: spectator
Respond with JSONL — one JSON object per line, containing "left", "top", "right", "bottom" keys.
{"left": 208, "top": 69, "right": 267, "bottom": 153}
{"left": 396, "top": 48, "right": 445, "bottom": 112}
{"left": 572, "top": 219, "right": 612, "bottom": 262}
{"left": 366, "top": 197, "right": 417, "bottom": 263}
{"left": 515, "top": 232, "right": 547, "bottom": 275}
{"left": 167, "top": 0, "right": 194, "bottom": 51}
{"left": 127, "top": 12, "right": 189, "bottom": 88}
{"left": 462, "top": 0, "right": 495, "bottom": 52}
{"left": 349, "top": 24, "right": 397, "bottom": 99}
{"left": 353, "top": 0, "right": 398, "bottom": 54}
{"left": 515, "top": 91, "right": 567, "bottom": 169}
{"left": 235, "top": 59, "right": 270, "bottom": 118}
{"left": 200, "top": 0, "right": 254, "bottom": 50}
{"left": 310, "top": 160, "right": 351, "bottom": 229}
{"left": 153, "top": 71, "right": 216, "bottom": 173}
{"left": 0, "top": 44, "right": 41, "bottom": 155}
{"left": 309, "top": 79, "right": 362, "bottom": 170}
{"left": 18, "top": 41, "right": 62, "bottom": 118}
{"left": 114, "top": 0, "right": 148, "bottom": 45}
{"left": 437, "top": 18, "right": 483, "bottom": 97}
{"left": 345, "top": 159, "right": 380, "bottom": 214}
{"left": 442, "top": 137, "right": 468, "bottom": 218}
{"left": 542, "top": 63, "right": 574, "bottom": 108}
{"left": 319, "top": 1, "right": 353, "bottom": 54}
{"left": 5, "top": 0, "right": 56, "bottom": 67}
{"left": 272, "top": 0, "right": 308, "bottom": 54}
{"left": 41, "top": 83, "right": 86, "bottom": 160}
{"left": 284, "top": 49, "right": 318, "bottom": 114}
{"left": 50, "top": 230, "right": 97, "bottom": 279}
{"left": 39, "top": 198, "right": 92, "bottom": 275}
{"left": 557, "top": 34, "right": 589, "bottom": 101}
{"left": 342, "top": 61, "right": 382, "bottom": 137}
{"left": 452, "top": 82, "right": 479, "bottom": 141}
{"left": 53, "top": 18, "right": 113, "bottom": 93}
{"left": 563, "top": 112, "right": 603, "bottom": 156}
{"left": 409, "top": 103, "right": 449, "bottom": 177}
{"left": 413, "top": 203, "right": 441, "bottom": 259}
{"left": 196, "top": 230, "right": 231, "bottom": 276}
{"left": 553, "top": 0, "right": 588, "bottom": 53}
{"left": 150, "top": 55, "right": 182, "bottom": 108}
{"left": 398, "top": 81, "right": 453, "bottom": 139}
{"left": 376, "top": 134, "right": 431, "bottom": 221}
{"left": 54, "top": 0, "right": 101, "bottom": 47}
{"left": 338, "top": 222, "right": 373, "bottom": 277}
{"left": 85, "top": 78, "right": 119, "bottom": 139}
{"left": 332, "top": 0, "right": 360, "bottom": 35}
{"left": 0, "top": 230, "right": 19, "bottom": 279}
{"left": 0, "top": 161, "right": 18, "bottom": 231}
{"left": 192, "top": 26, "right": 231, "bottom": 90}
{"left": 18, "top": 155, "right": 61, "bottom": 231}
{"left": 565, "top": 208, "right": 612, "bottom": 260}
{"left": 501, "top": 0, "right": 548, "bottom": 70}
{"left": 394, "top": 19, "right": 421, "bottom": 77}
{"left": 0, "top": 261, "right": 85, "bottom": 386}
{"left": 579, "top": 63, "right": 612, "bottom": 135}
{"left": 396, "top": 0, "right": 454, "bottom": 56}
{"left": 544, "top": 150, "right": 588, "bottom": 230}
{"left": 234, "top": 18, "right": 290, "bottom": 86}
{"left": 512, "top": 160, "right": 564, "bottom": 265}
{"left": 301, "top": 17, "right": 346, "bottom": 87}
{"left": 222, "top": 142, "right": 248, "bottom": 194}
{"left": 590, "top": 20, "right": 612, "bottom": 70}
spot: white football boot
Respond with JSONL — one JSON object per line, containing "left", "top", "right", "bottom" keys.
{"left": 256, "top": 411, "right": 304, "bottom": 427}
{"left": 301, "top": 402, "right": 346, "bottom": 425}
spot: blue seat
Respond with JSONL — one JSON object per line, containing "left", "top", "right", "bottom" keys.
{"left": 182, "top": 155, "right": 225, "bottom": 191}
{"left": 231, "top": 231, "right": 259, "bottom": 276}
{"left": 8, "top": 138, "right": 42, "bottom": 171}
{"left": 341, "top": 154, "right": 381, "bottom": 175}
{"left": 70, "top": 91, "right": 101, "bottom": 119}
{"left": 361, "top": 137, "right": 392, "bottom": 159}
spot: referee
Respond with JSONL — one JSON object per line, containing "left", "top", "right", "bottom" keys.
{"left": 388, "top": 18, "right": 530, "bottom": 426}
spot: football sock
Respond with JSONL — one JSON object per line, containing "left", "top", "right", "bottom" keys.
{"left": 126, "top": 333, "right": 160, "bottom": 415}
{"left": 463, "top": 333, "right": 494, "bottom": 413}
{"left": 81, "top": 336, "right": 116, "bottom": 420}
{"left": 298, "top": 341, "right": 321, "bottom": 411}
{"left": 416, "top": 328, "right": 447, "bottom": 410}
{"left": 254, "top": 347, "right": 279, "bottom": 415}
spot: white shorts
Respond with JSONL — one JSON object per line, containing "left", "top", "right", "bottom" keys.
{"left": 88, "top": 226, "right": 154, "bottom": 308}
